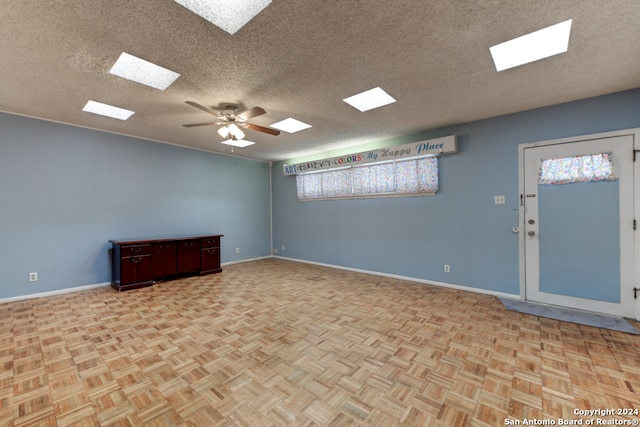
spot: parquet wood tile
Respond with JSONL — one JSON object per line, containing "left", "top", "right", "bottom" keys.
{"left": 3, "top": 258, "right": 640, "bottom": 426}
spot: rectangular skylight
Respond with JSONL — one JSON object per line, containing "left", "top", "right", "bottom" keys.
{"left": 270, "top": 118, "right": 312, "bottom": 134}
{"left": 109, "top": 52, "right": 180, "bottom": 90}
{"left": 490, "top": 19, "right": 572, "bottom": 71}
{"left": 82, "top": 100, "right": 135, "bottom": 120}
{"left": 343, "top": 87, "right": 396, "bottom": 112}
{"left": 221, "top": 139, "right": 255, "bottom": 148}
{"left": 174, "top": 0, "right": 271, "bottom": 35}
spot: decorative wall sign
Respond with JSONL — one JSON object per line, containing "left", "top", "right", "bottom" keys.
{"left": 283, "top": 135, "right": 456, "bottom": 175}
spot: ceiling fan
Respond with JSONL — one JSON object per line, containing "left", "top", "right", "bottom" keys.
{"left": 182, "top": 101, "right": 280, "bottom": 140}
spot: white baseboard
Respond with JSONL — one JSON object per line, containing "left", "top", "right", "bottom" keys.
{"left": 222, "top": 255, "right": 272, "bottom": 266}
{"left": 0, "top": 281, "right": 112, "bottom": 304}
{"left": 1, "top": 257, "right": 270, "bottom": 304}
{"left": 1, "top": 256, "right": 520, "bottom": 304}
{"left": 273, "top": 256, "right": 520, "bottom": 300}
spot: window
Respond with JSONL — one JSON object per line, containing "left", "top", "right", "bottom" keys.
{"left": 296, "top": 156, "right": 439, "bottom": 200}
{"left": 320, "top": 169, "right": 352, "bottom": 198}
{"left": 538, "top": 152, "right": 614, "bottom": 185}
{"left": 353, "top": 162, "right": 395, "bottom": 195}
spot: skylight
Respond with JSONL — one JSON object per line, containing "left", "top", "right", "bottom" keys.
{"left": 270, "top": 118, "right": 312, "bottom": 134}
{"left": 174, "top": 0, "right": 271, "bottom": 35}
{"left": 343, "top": 87, "right": 396, "bottom": 112}
{"left": 109, "top": 52, "right": 180, "bottom": 90}
{"left": 82, "top": 100, "right": 135, "bottom": 120}
{"left": 490, "top": 19, "right": 573, "bottom": 71}
{"left": 221, "top": 139, "right": 255, "bottom": 148}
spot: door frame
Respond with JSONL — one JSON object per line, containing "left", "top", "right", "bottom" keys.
{"left": 517, "top": 128, "right": 640, "bottom": 320}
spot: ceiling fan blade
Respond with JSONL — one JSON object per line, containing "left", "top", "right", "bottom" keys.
{"left": 185, "top": 101, "right": 220, "bottom": 117}
{"left": 237, "top": 106, "right": 266, "bottom": 121}
{"left": 244, "top": 123, "right": 281, "bottom": 136}
{"left": 182, "top": 122, "right": 217, "bottom": 127}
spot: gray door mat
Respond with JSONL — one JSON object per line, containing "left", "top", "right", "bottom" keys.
{"left": 498, "top": 297, "right": 639, "bottom": 335}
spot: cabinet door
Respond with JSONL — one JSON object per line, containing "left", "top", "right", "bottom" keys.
{"left": 120, "top": 255, "right": 152, "bottom": 285}
{"left": 201, "top": 247, "right": 221, "bottom": 273}
{"left": 152, "top": 242, "right": 177, "bottom": 279}
{"left": 178, "top": 240, "right": 201, "bottom": 273}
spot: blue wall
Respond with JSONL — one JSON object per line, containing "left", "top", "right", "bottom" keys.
{"left": 2, "top": 88, "right": 639, "bottom": 300}
{"left": 0, "top": 113, "right": 272, "bottom": 298}
{"left": 271, "top": 88, "right": 640, "bottom": 295}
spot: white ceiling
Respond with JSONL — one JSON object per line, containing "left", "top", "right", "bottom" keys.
{"left": 1, "top": 1, "right": 639, "bottom": 162}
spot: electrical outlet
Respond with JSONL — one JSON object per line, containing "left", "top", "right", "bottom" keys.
{"left": 494, "top": 195, "right": 506, "bottom": 205}
{"left": 235, "top": 248, "right": 240, "bottom": 254}
{"left": 29, "top": 272, "right": 38, "bottom": 282}
{"left": 281, "top": 245, "right": 285, "bottom": 251}
{"left": 444, "top": 265, "right": 450, "bottom": 273}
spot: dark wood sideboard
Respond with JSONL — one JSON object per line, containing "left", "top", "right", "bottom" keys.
{"left": 109, "top": 234, "right": 223, "bottom": 291}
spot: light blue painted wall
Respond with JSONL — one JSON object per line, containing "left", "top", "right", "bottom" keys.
{"left": 271, "top": 88, "right": 640, "bottom": 295}
{"left": 2, "top": 89, "right": 639, "bottom": 300}
{"left": 0, "top": 113, "right": 272, "bottom": 298}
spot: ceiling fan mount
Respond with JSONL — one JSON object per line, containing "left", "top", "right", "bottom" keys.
{"left": 183, "top": 101, "right": 280, "bottom": 138}
{"left": 220, "top": 105, "right": 238, "bottom": 116}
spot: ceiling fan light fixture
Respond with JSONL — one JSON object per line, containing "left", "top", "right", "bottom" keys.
{"left": 343, "top": 87, "right": 396, "bottom": 112}
{"left": 82, "top": 100, "right": 135, "bottom": 120}
{"left": 217, "top": 123, "right": 246, "bottom": 139}
{"left": 217, "top": 126, "right": 230, "bottom": 138}
{"left": 490, "top": 19, "right": 573, "bottom": 71}
{"left": 270, "top": 118, "right": 312, "bottom": 134}
{"left": 174, "top": 0, "right": 271, "bottom": 35}
{"left": 228, "top": 123, "right": 245, "bottom": 139}
{"left": 109, "top": 52, "right": 180, "bottom": 90}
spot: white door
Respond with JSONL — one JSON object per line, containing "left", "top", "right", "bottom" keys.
{"left": 523, "top": 135, "right": 635, "bottom": 317}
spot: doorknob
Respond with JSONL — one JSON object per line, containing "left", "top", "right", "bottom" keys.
{"left": 528, "top": 230, "right": 536, "bottom": 237}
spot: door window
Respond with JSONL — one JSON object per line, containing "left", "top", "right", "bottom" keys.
{"left": 538, "top": 152, "right": 614, "bottom": 185}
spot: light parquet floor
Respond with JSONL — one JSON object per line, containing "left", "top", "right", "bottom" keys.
{"left": 2, "top": 258, "right": 640, "bottom": 426}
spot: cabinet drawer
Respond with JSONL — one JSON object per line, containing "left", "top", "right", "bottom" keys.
{"left": 201, "top": 237, "right": 220, "bottom": 248}
{"left": 121, "top": 244, "right": 151, "bottom": 257}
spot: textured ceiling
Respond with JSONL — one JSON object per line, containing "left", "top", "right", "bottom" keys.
{"left": 1, "top": 1, "right": 639, "bottom": 162}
